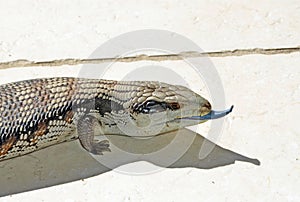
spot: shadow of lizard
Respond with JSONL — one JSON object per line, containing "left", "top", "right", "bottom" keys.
{"left": 0, "top": 128, "right": 260, "bottom": 196}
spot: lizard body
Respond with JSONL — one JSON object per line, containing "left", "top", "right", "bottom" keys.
{"left": 0, "top": 77, "right": 232, "bottom": 161}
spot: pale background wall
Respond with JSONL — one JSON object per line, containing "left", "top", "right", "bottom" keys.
{"left": 0, "top": 0, "right": 299, "bottom": 201}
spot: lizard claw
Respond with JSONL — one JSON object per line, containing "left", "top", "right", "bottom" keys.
{"left": 90, "top": 140, "right": 111, "bottom": 155}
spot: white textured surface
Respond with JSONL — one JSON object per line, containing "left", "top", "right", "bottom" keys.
{"left": 0, "top": 0, "right": 300, "bottom": 201}
{"left": 0, "top": 0, "right": 299, "bottom": 61}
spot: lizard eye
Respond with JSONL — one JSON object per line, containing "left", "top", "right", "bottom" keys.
{"left": 169, "top": 102, "right": 181, "bottom": 110}
{"left": 133, "top": 100, "right": 180, "bottom": 114}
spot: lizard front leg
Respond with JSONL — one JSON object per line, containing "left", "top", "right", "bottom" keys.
{"left": 77, "top": 115, "right": 111, "bottom": 155}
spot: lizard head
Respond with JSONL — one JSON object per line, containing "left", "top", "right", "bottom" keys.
{"left": 100, "top": 81, "right": 233, "bottom": 137}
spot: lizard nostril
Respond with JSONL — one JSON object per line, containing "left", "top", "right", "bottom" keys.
{"left": 200, "top": 101, "right": 211, "bottom": 115}
{"left": 204, "top": 101, "right": 211, "bottom": 110}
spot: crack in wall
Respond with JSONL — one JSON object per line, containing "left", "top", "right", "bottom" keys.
{"left": 0, "top": 46, "right": 299, "bottom": 70}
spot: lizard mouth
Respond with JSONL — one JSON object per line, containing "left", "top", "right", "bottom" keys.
{"left": 181, "top": 105, "right": 234, "bottom": 121}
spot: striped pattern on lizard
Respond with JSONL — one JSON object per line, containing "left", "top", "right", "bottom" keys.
{"left": 0, "top": 77, "right": 233, "bottom": 161}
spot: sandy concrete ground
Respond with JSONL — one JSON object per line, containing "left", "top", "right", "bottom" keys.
{"left": 0, "top": 0, "right": 299, "bottom": 201}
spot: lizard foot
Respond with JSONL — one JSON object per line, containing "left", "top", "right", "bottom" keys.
{"left": 77, "top": 115, "right": 111, "bottom": 155}
{"left": 90, "top": 140, "right": 111, "bottom": 155}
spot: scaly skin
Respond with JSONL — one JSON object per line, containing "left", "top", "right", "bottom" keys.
{"left": 0, "top": 77, "right": 232, "bottom": 161}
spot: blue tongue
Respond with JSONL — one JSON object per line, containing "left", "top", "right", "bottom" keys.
{"left": 184, "top": 105, "right": 234, "bottom": 120}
